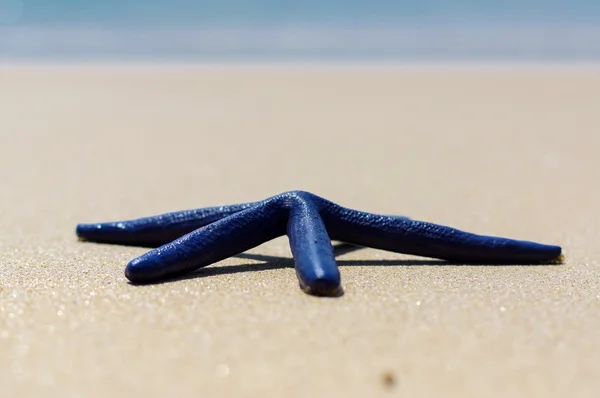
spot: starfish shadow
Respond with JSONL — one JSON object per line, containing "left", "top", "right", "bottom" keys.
{"left": 126, "top": 243, "right": 560, "bottom": 295}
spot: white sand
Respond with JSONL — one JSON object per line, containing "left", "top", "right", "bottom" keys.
{"left": 0, "top": 65, "right": 599, "bottom": 397}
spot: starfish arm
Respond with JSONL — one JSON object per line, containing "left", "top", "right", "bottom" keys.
{"left": 287, "top": 201, "right": 341, "bottom": 296}
{"left": 124, "top": 201, "right": 287, "bottom": 283}
{"left": 76, "top": 202, "right": 256, "bottom": 248}
{"left": 322, "top": 205, "right": 563, "bottom": 264}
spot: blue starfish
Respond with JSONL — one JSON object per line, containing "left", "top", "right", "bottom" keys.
{"left": 76, "top": 191, "right": 563, "bottom": 296}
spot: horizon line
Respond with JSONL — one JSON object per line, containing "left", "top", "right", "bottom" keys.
{"left": 2, "top": 25, "right": 599, "bottom": 61}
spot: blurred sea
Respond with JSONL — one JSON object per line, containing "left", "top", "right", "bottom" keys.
{"left": 1, "top": 0, "right": 599, "bottom": 62}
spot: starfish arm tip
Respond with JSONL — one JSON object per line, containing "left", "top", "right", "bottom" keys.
{"left": 547, "top": 251, "right": 564, "bottom": 264}
{"left": 525, "top": 242, "right": 563, "bottom": 264}
{"left": 300, "top": 275, "right": 343, "bottom": 297}
{"left": 75, "top": 223, "right": 101, "bottom": 241}
{"left": 124, "top": 256, "right": 163, "bottom": 284}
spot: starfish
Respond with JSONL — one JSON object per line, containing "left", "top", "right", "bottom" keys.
{"left": 76, "top": 190, "right": 563, "bottom": 297}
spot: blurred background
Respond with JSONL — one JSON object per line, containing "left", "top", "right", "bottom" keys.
{"left": 0, "top": 0, "right": 599, "bottom": 62}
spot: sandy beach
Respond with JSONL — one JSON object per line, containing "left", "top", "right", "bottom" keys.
{"left": 0, "top": 64, "right": 599, "bottom": 397}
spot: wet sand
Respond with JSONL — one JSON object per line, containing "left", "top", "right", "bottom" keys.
{"left": 0, "top": 64, "right": 599, "bottom": 397}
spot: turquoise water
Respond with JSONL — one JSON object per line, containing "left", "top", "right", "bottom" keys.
{"left": 1, "top": 0, "right": 599, "bottom": 60}
{"left": 2, "top": 0, "right": 599, "bottom": 26}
